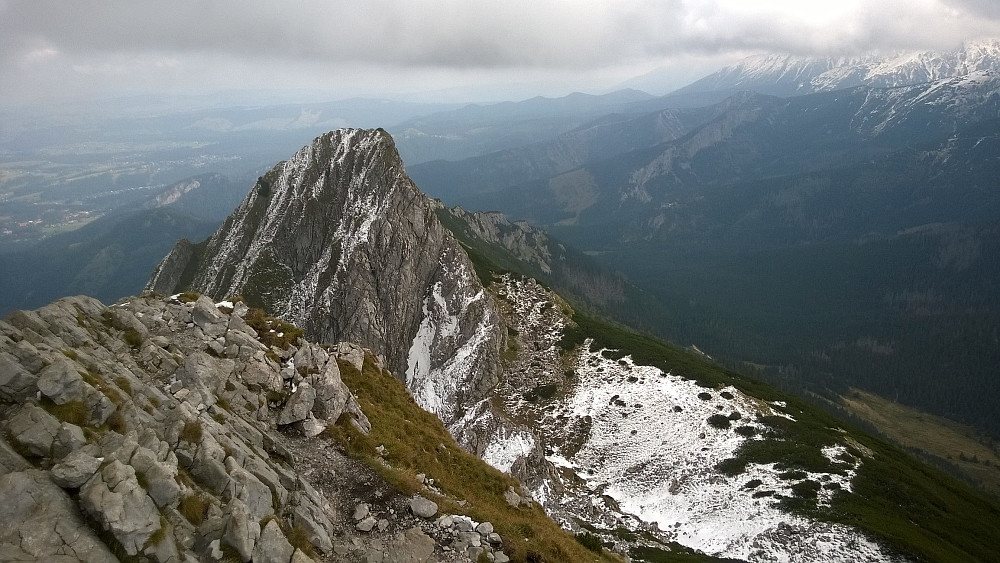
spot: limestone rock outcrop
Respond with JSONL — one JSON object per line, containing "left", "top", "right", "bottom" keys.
{"left": 0, "top": 294, "right": 376, "bottom": 561}
{"left": 147, "top": 129, "right": 504, "bottom": 427}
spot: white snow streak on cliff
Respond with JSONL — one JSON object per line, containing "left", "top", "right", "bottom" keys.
{"left": 405, "top": 260, "right": 492, "bottom": 419}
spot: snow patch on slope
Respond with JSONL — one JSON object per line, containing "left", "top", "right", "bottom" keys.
{"left": 549, "top": 344, "right": 890, "bottom": 561}
{"left": 487, "top": 275, "right": 898, "bottom": 562}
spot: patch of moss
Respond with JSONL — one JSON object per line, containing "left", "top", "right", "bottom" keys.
{"left": 244, "top": 308, "right": 303, "bottom": 350}
{"left": 178, "top": 292, "right": 200, "bottom": 303}
{"left": 524, "top": 383, "right": 558, "bottom": 403}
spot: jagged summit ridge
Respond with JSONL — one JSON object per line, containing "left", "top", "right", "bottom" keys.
{"left": 148, "top": 128, "right": 504, "bottom": 424}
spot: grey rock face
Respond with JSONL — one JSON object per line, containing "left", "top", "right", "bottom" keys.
{"left": 0, "top": 293, "right": 371, "bottom": 561}
{"left": 223, "top": 497, "right": 260, "bottom": 562}
{"left": 80, "top": 460, "right": 162, "bottom": 555}
{"left": 0, "top": 470, "right": 117, "bottom": 562}
{"left": 147, "top": 128, "right": 504, "bottom": 425}
{"left": 252, "top": 519, "right": 294, "bottom": 563}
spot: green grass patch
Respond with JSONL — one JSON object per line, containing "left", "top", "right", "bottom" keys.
{"left": 575, "top": 532, "right": 603, "bottom": 552}
{"left": 523, "top": 383, "right": 558, "bottom": 403}
{"left": 179, "top": 420, "right": 203, "bottom": 443}
{"left": 179, "top": 493, "right": 208, "bottom": 526}
{"left": 328, "top": 352, "right": 616, "bottom": 563}
{"left": 244, "top": 308, "right": 303, "bottom": 350}
{"left": 123, "top": 328, "right": 143, "bottom": 349}
{"left": 40, "top": 398, "right": 89, "bottom": 426}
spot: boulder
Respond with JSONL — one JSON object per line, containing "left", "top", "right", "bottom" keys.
{"left": 222, "top": 498, "right": 260, "bottom": 562}
{"left": 334, "top": 342, "right": 365, "bottom": 372}
{"left": 277, "top": 383, "right": 316, "bottom": 425}
{"left": 291, "top": 498, "right": 333, "bottom": 554}
{"left": 8, "top": 403, "right": 61, "bottom": 458}
{"left": 309, "top": 361, "right": 351, "bottom": 421}
{"left": 356, "top": 515, "right": 377, "bottom": 532}
{"left": 50, "top": 449, "right": 103, "bottom": 489}
{"left": 383, "top": 527, "right": 436, "bottom": 563}
{"left": 79, "top": 460, "right": 162, "bottom": 556}
{"left": 192, "top": 296, "right": 228, "bottom": 337}
{"left": 353, "top": 503, "right": 370, "bottom": 520}
{"left": 179, "top": 351, "right": 233, "bottom": 400}
{"left": 0, "top": 351, "right": 37, "bottom": 401}
{"left": 0, "top": 436, "right": 31, "bottom": 474}
{"left": 300, "top": 414, "right": 326, "bottom": 438}
{"left": 53, "top": 422, "right": 87, "bottom": 459}
{"left": 141, "top": 461, "right": 181, "bottom": 509}
{"left": 36, "top": 359, "right": 89, "bottom": 405}
{"left": 408, "top": 495, "right": 438, "bottom": 518}
{"left": 252, "top": 519, "right": 294, "bottom": 563}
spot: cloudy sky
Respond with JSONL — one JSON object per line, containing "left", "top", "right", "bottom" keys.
{"left": 3, "top": 0, "right": 1000, "bottom": 107}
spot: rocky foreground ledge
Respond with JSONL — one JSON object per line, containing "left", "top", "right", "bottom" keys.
{"left": 0, "top": 293, "right": 518, "bottom": 562}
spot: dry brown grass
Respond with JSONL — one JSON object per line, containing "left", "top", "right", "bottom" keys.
{"left": 327, "top": 353, "right": 616, "bottom": 563}
{"left": 842, "top": 388, "right": 1000, "bottom": 494}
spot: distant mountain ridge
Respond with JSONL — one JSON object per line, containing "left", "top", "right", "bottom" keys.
{"left": 673, "top": 39, "right": 1000, "bottom": 96}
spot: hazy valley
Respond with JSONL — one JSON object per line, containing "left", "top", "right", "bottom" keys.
{"left": 2, "top": 37, "right": 1000, "bottom": 563}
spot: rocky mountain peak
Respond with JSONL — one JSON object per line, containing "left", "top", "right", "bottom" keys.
{"left": 148, "top": 128, "right": 504, "bottom": 426}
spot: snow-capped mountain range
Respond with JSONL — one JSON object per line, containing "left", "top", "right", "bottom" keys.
{"left": 673, "top": 39, "right": 1000, "bottom": 96}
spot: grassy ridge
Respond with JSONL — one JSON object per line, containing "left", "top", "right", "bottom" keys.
{"left": 328, "top": 353, "right": 618, "bottom": 563}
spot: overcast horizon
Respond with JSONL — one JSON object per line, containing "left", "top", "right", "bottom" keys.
{"left": 4, "top": 0, "right": 1000, "bottom": 110}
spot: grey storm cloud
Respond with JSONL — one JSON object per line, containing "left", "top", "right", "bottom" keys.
{"left": 3, "top": 1, "right": 681, "bottom": 67}
{"left": 2, "top": 0, "right": 1000, "bottom": 105}
{"left": 5, "top": 0, "right": 997, "bottom": 67}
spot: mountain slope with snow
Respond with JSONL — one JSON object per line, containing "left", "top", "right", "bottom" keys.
{"left": 147, "top": 128, "right": 1000, "bottom": 562}
{"left": 675, "top": 39, "right": 1000, "bottom": 97}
